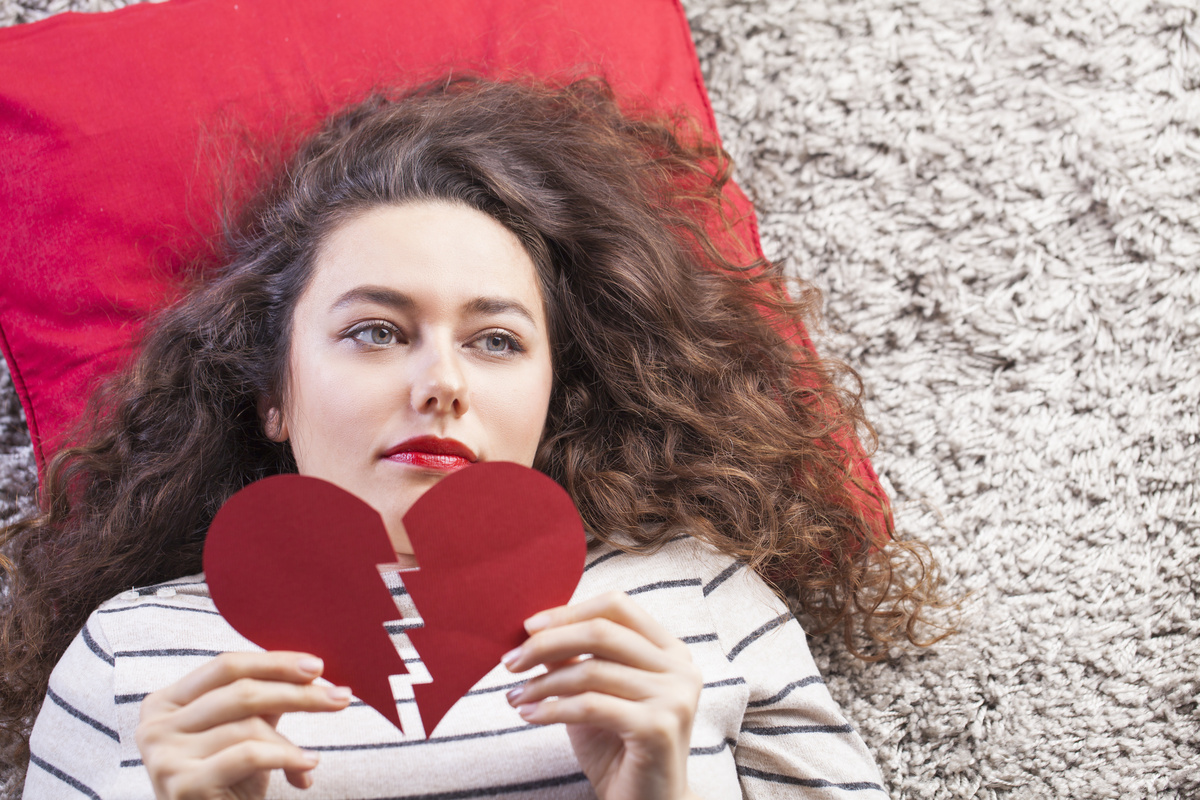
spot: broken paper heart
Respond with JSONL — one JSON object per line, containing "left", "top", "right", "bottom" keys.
{"left": 202, "top": 462, "right": 586, "bottom": 736}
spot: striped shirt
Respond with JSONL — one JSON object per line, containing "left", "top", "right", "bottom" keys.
{"left": 24, "top": 536, "right": 887, "bottom": 799}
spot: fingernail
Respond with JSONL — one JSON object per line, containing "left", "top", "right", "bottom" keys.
{"left": 301, "top": 771, "right": 314, "bottom": 789}
{"left": 327, "top": 686, "right": 352, "bottom": 701}
{"left": 524, "top": 612, "right": 550, "bottom": 633}
{"left": 506, "top": 686, "right": 524, "bottom": 705}
{"left": 302, "top": 750, "right": 320, "bottom": 766}
{"left": 298, "top": 657, "right": 323, "bottom": 677}
{"left": 501, "top": 646, "right": 522, "bottom": 668}
{"left": 516, "top": 702, "right": 539, "bottom": 719}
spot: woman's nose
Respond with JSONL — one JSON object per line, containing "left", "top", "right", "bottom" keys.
{"left": 411, "top": 342, "right": 469, "bottom": 417}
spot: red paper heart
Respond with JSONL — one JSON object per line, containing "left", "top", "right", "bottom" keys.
{"left": 204, "top": 462, "right": 586, "bottom": 736}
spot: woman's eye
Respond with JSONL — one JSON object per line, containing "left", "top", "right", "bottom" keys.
{"left": 477, "top": 332, "right": 521, "bottom": 354}
{"left": 351, "top": 324, "right": 397, "bottom": 346}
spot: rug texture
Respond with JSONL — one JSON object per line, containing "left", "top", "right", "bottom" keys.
{"left": 2, "top": 0, "right": 1198, "bottom": 798}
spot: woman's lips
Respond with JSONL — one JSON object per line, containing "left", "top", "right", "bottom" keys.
{"left": 386, "top": 451, "right": 472, "bottom": 471}
{"left": 383, "top": 436, "right": 477, "bottom": 472}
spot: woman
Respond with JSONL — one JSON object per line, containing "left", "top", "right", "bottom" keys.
{"left": 2, "top": 77, "right": 944, "bottom": 798}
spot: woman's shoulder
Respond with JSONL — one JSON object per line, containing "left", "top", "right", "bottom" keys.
{"left": 578, "top": 534, "right": 797, "bottom": 655}
{"left": 91, "top": 573, "right": 216, "bottom": 631}
{"left": 93, "top": 572, "right": 212, "bottom": 611}
{"left": 88, "top": 573, "right": 257, "bottom": 663}
{"left": 581, "top": 534, "right": 783, "bottom": 609}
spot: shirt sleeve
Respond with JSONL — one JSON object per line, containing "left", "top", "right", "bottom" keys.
{"left": 700, "top": 563, "right": 889, "bottom": 799}
{"left": 23, "top": 614, "right": 123, "bottom": 799}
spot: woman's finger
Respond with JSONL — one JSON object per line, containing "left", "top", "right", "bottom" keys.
{"left": 148, "top": 715, "right": 299, "bottom": 762}
{"left": 139, "top": 689, "right": 328, "bottom": 798}
{"left": 524, "top": 591, "right": 679, "bottom": 650}
{"left": 166, "top": 677, "right": 351, "bottom": 733}
{"left": 145, "top": 651, "right": 326, "bottom": 712}
{"left": 165, "top": 739, "right": 320, "bottom": 797}
{"left": 517, "top": 691, "right": 688, "bottom": 744}
{"left": 285, "top": 766, "right": 317, "bottom": 790}
{"left": 508, "top": 657, "right": 679, "bottom": 707}
{"left": 505, "top": 616, "right": 673, "bottom": 674}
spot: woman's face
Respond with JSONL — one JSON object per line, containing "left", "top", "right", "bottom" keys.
{"left": 271, "top": 201, "right": 554, "bottom": 555}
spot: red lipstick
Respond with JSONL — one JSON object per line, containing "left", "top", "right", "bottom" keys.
{"left": 383, "top": 436, "right": 477, "bottom": 471}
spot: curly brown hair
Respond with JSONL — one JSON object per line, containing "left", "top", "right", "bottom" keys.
{"left": 0, "top": 76, "right": 948, "bottom": 766}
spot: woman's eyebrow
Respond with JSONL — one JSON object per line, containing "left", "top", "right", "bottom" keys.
{"left": 330, "top": 286, "right": 414, "bottom": 312}
{"left": 329, "top": 286, "right": 537, "bottom": 327}
{"left": 462, "top": 297, "right": 538, "bottom": 327}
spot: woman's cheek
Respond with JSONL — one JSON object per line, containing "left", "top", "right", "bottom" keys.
{"left": 287, "top": 352, "right": 394, "bottom": 477}
{"left": 480, "top": 364, "right": 553, "bottom": 467}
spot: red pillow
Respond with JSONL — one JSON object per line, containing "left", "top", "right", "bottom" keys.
{"left": 0, "top": 0, "right": 887, "bottom": 538}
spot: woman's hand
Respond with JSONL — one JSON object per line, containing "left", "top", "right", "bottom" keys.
{"left": 502, "top": 591, "right": 705, "bottom": 800}
{"left": 135, "top": 651, "right": 352, "bottom": 800}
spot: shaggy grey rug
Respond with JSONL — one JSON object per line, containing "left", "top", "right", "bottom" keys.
{"left": 2, "top": 0, "right": 1197, "bottom": 797}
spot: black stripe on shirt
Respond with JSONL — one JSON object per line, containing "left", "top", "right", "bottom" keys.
{"left": 390, "top": 585, "right": 409, "bottom": 597}
{"left": 583, "top": 534, "right": 691, "bottom": 574}
{"left": 98, "top": 602, "right": 221, "bottom": 617}
{"left": 28, "top": 753, "right": 103, "bottom": 800}
{"left": 727, "top": 613, "right": 790, "bottom": 660}
{"left": 627, "top": 578, "right": 702, "bottom": 596}
{"left": 81, "top": 624, "right": 114, "bottom": 666}
{"left": 303, "top": 723, "right": 539, "bottom": 752}
{"left": 46, "top": 687, "right": 118, "bottom": 741}
{"left": 690, "top": 737, "right": 736, "bottom": 756}
{"left": 584, "top": 549, "right": 624, "bottom": 572}
{"left": 703, "top": 562, "right": 742, "bottom": 596}
{"left": 375, "top": 770, "right": 589, "bottom": 799}
{"left": 681, "top": 633, "right": 718, "bottom": 645}
{"left": 121, "top": 759, "right": 142, "bottom": 768}
{"left": 741, "top": 723, "right": 853, "bottom": 736}
{"left": 465, "top": 677, "right": 528, "bottom": 697}
{"left": 134, "top": 576, "right": 207, "bottom": 593}
{"left": 111, "top": 664, "right": 735, "bottom": 708}
{"left": 737, "top": 765, "right": 885, "bottom": 793}
{"left": 465, "top": 672, "right": 742, "bottom": 700}
{"left": 746, "top": 675, "right": 825, "bottom": 707}
{"left": 348, "top": 697, "right": 416, "bottom": 707}
{"left": 114, "top": 648, "right": 224, "bottom": 658}
{"left": 385, "top": 619, "right": 425, "bottom": 632}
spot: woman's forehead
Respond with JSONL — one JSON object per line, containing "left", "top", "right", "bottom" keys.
{"left": 302, "top": 202, "right": 547, "bottom": 323}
